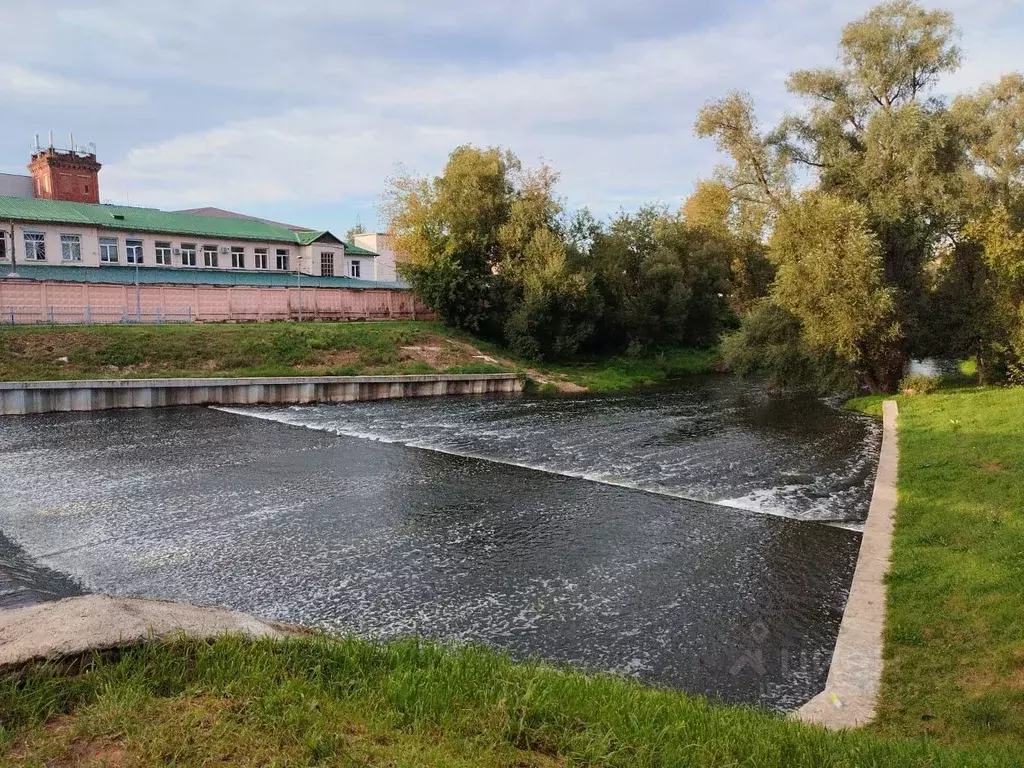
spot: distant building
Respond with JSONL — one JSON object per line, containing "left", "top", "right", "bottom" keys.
{"left": 352, "top": 232, "right": 403, "bottom": 282}
{"left": 0, "top": 142, "right": 386, "bottom": 284}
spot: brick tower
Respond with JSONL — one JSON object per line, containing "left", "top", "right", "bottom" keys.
{"left": 28, "top": 147, "right": 101, "bottom": 204}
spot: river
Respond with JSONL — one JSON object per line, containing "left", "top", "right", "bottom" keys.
{"left": 0, "top": 377, "right": 879, "bottom": 710}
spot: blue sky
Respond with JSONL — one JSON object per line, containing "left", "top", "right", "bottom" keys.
{"left": 0, "top": 0, "right": 1020, "bottom": 235}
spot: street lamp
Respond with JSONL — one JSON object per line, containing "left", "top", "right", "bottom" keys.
{"left": 134, "top": 257, "right": 141, "bottom": 322}
{"left": 296, "top": 253, "right": 303, "bottom": 322}
{"left": 4, "top": 222, "right": 18, "bottom": 279}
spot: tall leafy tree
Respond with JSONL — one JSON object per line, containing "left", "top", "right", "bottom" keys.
{"left": 698, "top": 0, "right": 978, "bottom": 392}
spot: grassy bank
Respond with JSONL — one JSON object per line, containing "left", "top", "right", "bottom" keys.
{"left": 0, "top": 322, "right": 507, "bottom": 381}
{"left": 846, "top": 387, "right": 1024, "bottom": 750}
{"left": 1, "top": 635, "right": 1018, "bottom": 767}
{"left": 0, "top": 323, "right": 719, "bottom": 391}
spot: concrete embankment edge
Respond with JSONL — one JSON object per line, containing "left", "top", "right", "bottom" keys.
{"left": 0, "top": 595, "right": 300, "bottom": 668}
{"left": 794, "top": 399, "right": 898, "bottom": 729}
{"left": 0, "top": 373, "right": 523, "bottom": 415}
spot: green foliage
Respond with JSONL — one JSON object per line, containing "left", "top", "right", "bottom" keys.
{"left": 770, "top": 192, "right": 903, "bottom": 390}
{"left": 696, "top": 0, "right": 1024, "bottom": 392}
{"left": 721, "top": 301, "right": 857, "bottom": 393}
{"left": 387, "top": 149, "right": 746, "bottom": 362}
{"left": 898, "top": 373, "right": 940, "bottom": 394}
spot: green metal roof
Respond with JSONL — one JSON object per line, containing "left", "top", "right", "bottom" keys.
{"left": 341, "top": 241, "right": 377, "bottom": 256}
{"left": 1, "top": 263, "right": 409, "bottom": 290}
{"left": 0, "top": 196, "right": 379, "bottom": 256}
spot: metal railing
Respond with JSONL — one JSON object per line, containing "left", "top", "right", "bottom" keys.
{"left": 1, "top": 306, "right": 194, "bottom": 325}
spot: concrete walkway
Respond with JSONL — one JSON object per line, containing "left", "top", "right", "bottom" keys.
{"left": 0, "top": 595, "right": 293, "bottom": 667}
{"left": 795, "top": 400, "right": 898, "bottom": 729}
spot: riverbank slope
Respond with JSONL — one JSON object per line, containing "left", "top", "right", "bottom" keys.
{"left": 0, "top": 323, "right": 719, "bottom": 392}
{"left": 1, "top": 632, "right": 1017, "bottom": 767}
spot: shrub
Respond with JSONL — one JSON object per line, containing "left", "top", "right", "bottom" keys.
{"left": 899, "top": 374, "right": 940, "bottom": 395}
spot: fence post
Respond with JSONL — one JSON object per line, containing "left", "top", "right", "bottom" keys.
{"left": 49, "top": 306, "right": 55, "bottom": 324}
{"left": 156, "top": 307, "right": 162, "bottom": 324}
{"left": 8, "top": 308, "right": 14, "bottom": 325}
{"left": 85, "top": 305, "right": 92, "bottom": 324}
{"left": 187, "top": 306, "right": 193, "bottom": 323}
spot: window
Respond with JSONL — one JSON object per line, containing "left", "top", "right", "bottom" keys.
{"left": 60, "top": 234, "right": 82, "bottom": 262}
{"left": 99, "top": 237, "right": 118, "bottom": 263}
{"left": 276, "top": 248, "right": 290, "bottom": 270}
{"left": 253, "top": 247, "right": 268, "bottom": 269}
{"left": 24, "top": 231, "right": 46, "bottom": 261}
{"left": 320, "top": 252, "right": 335, "bottom": 277}
{"left": 181, "top": 243, "right": 197, "bottom": 267}
{"left": 203, "top": 245, "right": 219, "bottom": 268}
{"left": 230, "top": 246, "right": 245, "bottom": 269}
{"left": 348, "top": 259, "right": 361, "bottom": 279}
{"left": 155, "top": 241, "right": 172, "bottom": 266}
{"left": 0, "top": 231, "right": 7, "bottom": 260}
{"left": 125, "top": 238, "right": 143, "bottom": 265}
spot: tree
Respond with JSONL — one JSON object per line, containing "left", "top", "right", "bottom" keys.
{"left": 770, "top": 192, "right": 903, "bottom": 391}
{"left": 345, "top": 217, "right": 367, "bottom": 244}
{"left": 681, "top": 180, "right": 773, "bottom": 316}
{"left": 383, "top": 145, "right": 599, "bottom": 355}
{"left": 382, "top": 146, "right": 519, "bottom": 336}
{"left": 697, "top": 0, "right": 973, "bottom": 392}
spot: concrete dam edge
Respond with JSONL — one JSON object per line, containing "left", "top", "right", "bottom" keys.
{"left": 0, "top": 373, "right": 524, "bottom": 415}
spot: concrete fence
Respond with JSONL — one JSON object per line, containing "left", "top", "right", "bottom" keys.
{"left": 0, "top": 280, "right": 431, "bottom": 324}
{"left": 0, "top": 374, "right": 523, "bottom": 416}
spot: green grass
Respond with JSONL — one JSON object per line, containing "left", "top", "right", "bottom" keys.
{"left": 0, "top": 323, "right": 719, "bottom": 391}
{"left": 0, "top": 322, "right": 508, "bottom": 381}
{"left": 1, "top": 635, "right": 1019, "bottom": 768}
{"left": 536, "top": 349, "right": 721, "bottom": 391}
{"left": 847, "top": 386, "right": 1024, "bottom": 750}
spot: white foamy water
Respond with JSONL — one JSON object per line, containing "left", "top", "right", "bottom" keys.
{"left": 215, "top": 378, "right": 880, "bottom": 527}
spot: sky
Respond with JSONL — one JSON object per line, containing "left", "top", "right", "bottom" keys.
{"left": 0, "top": 0, "right": 1020, "bottom": 235}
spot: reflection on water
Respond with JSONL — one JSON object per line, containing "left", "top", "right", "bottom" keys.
{"left": 0, "top": 381, "right": 877, "bottom": 710}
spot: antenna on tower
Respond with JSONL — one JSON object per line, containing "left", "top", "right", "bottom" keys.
{"left": 33, "top": 134, "right": 40, "bottom": 152}
{"left": 70, "top": 132, "right": 75, "bottom": 153}
{"left": 48, "top": 131, "right": 53, "bottom": 149}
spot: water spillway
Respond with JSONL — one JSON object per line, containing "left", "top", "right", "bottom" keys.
{"left": 0, "top": 378, "right": 879, "bottom": 710}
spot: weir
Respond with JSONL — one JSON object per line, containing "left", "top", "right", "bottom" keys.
{"left": 0, "top": 373, "right": 523, "bottom": 415}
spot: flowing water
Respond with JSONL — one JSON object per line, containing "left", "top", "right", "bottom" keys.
{"left": 0, "top": 378, "right": 879, "bottom": 710}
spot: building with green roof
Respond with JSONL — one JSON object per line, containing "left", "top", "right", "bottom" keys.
{"left": 0, "top": 194, "right": 384, "bottom": 284}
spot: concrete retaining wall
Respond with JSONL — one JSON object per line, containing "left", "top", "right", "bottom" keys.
{"left": 0, "top": 374, "right": 522, "bottom": 416}
{"left": 794, "top": 400, "right": 898, "bottom": 729}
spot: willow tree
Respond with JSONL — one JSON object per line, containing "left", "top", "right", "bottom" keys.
{"left": 698, "top": 0, "right": 971, "bottom": 392}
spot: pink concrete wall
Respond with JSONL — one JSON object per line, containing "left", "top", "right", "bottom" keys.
{"left": 0, "top": 280, "right": 431, "bottom": 323}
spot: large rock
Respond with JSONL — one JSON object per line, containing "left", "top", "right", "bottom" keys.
{"left": 0, "top": 595, "right": 292, "bottom": 667}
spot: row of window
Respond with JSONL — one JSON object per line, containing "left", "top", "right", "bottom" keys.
{"left": 1, "top": 231, "right": 292, "bottom": 270}
{"left": 0, "top": 231, "right": 366, "bottom": 278}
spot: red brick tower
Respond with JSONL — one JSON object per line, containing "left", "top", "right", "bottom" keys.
{"left": 28, "top": 147, "right": 101, "bottom": 204}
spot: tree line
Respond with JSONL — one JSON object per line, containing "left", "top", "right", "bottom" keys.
{"left": 384, "top": 0, "right": 1024, "bottom": 394}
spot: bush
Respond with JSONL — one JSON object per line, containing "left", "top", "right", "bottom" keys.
{"left": 899, "top": 374, "right": 940, "bottom": 395}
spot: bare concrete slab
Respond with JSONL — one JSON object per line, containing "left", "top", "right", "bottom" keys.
{"left": 0, "top": 595, "right": 292, "bottom": 667}
{"left": 794, "top": 400, "right": 898, "bottom": 729}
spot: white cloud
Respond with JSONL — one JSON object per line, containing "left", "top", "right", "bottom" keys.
{"left": 0, "top": 64, "right": 144, "bottom": 106}
{"left": 6, "top": 0, "right": 1021, "bottom": 224}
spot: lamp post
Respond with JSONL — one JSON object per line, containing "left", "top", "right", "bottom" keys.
{"left": 4, "top": 221, "right": 17, "bottom": 279}
{"left": 134, "top": 257, "right": 141, "bottom": 322}
{"left": 296, "top": 253, "right": 303, "bottom": 322}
